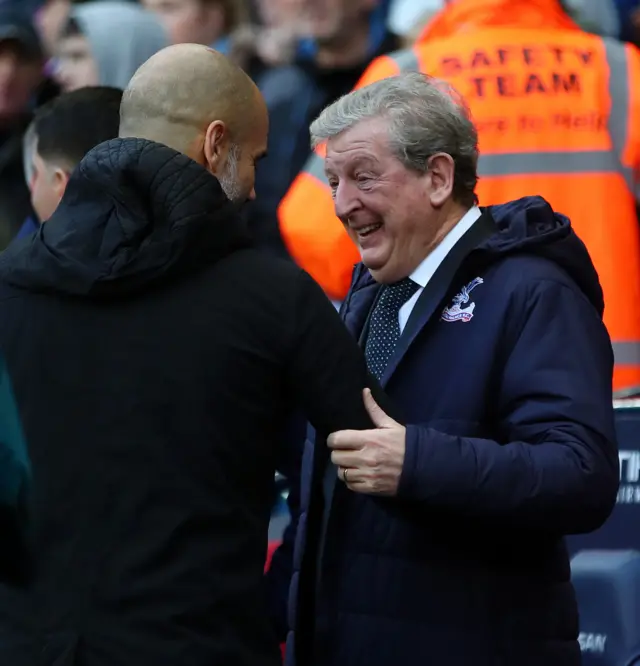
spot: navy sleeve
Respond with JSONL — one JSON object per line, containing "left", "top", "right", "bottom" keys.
{"left": 398, "top": 278, "right": 619, "bottom": 534}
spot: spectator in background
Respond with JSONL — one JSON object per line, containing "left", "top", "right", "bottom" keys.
{"left": 27, "top": 86, "right": 122, "bottom": 224}
{"left": 0, "top": 7, "right": 44, "bottom": 248}
{"left": 621, "top": 0, "right": 640, "bottom": 44}
{"left": 33, "top": 0, "right": 70, "bottom": 59}
{"left": 224, "top": 0, "right": 304, "bottom": 77}
{"left": 247, "top": 0, "right": 398, "bottom": 259}
{"left": 55, "top": 1, "right": 167, "bottom": 91}
{"left": 21, "top": 0, "right": 62, "bottom": 106}
{"left": 140, "top": 0, "right": 281, "bottom": 79}
{"left": 142, "top": 0, "right": 248, "bottom": 54}
{"left": 563, "top": 0, "right": 640, "bottom": 44}
{"left": 252, "top": 0, "right": 301, "bottom": 28}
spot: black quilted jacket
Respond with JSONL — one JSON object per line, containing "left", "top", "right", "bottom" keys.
{"left": 0, "top": 139, "right": 378, "bottom": 666}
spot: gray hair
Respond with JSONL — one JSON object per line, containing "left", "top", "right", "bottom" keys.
{"left": 23, "top": 120, "right": 38, "bottom": 186}
{"left": 310, "top": 72, "right": 479, "bottom": 207}
{"left": 218, "top": 143, "right": 243, "bottom": 203}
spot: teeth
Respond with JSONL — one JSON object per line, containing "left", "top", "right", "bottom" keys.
{"left": 358, "top": 223, "right": 381, "bottom": 235}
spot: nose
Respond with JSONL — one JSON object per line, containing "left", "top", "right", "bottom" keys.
{"left": 333, "top": 180, "right": 361, "bottom": 222}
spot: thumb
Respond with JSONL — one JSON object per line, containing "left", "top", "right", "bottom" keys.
{"left": 363, "top": 388, "right": 398, "bottom": 428}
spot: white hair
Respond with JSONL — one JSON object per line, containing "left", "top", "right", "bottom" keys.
{"left": 310, "top": 71, "right": 479, "bottom": 206}
{"left": 23, "top": 120, "right": 38, "bottom": 186}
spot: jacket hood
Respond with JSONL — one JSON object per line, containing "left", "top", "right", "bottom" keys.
{"left": 350, "top": 195, "right": 604, "bottom": 317}
{"left": 483, "top": 195, "right": 604, "bottom": 315}
{"left": 0, "top": 138, "right": 252, "bottom": 298}
{"left": 70, "top": 2, "right": 168, "bottom": 90}
{"left": 417, "top": 0, "right": 580, "bottom": 42}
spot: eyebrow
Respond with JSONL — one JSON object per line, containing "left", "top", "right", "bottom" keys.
{"left": 352, "top": 156, "right": 378, "bottom": 168}
{"left": 324, "top": 155, "right": 378, "bottom": 177}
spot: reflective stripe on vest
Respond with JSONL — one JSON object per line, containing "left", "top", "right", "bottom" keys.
{"left": 387, "top": 49, "right": 420, "bottom": 72}
{"left": 604, "top": 39, "right": 628, "bottom": 169}
{"left": 602, "top": 40, "right": 640, "bottom": 375}
{"left": 614, "top": 341, "right": 640, "bottom": 366}
{"left": 304, "top": 148, "right": 627, "bottom": 183}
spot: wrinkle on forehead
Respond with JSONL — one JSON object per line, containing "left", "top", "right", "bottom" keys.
{"left": 325, "top": 118, "right": 392, "bottom": 167}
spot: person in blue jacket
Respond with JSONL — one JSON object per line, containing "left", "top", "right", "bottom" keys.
{"left": 287, "top": 72, "right": 620, "bottom": 666}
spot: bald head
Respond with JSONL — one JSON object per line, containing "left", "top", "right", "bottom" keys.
{"left": 119, "top": 44, "right": 268, "bottom": 202}
{"left": 120, "top": 44, "right": 261, "bottom": 149}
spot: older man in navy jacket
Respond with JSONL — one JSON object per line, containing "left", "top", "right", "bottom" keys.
{"left": 287, "top": 72, "right": 620, "bottom": 666}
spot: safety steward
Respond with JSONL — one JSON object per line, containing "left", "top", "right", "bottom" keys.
{"left": 279, "top": 0, "right": 640, "bottom": 391}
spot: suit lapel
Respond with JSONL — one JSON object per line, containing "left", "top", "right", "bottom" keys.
{"left": 322, "top": 213, "right": 495, "bottom": 533}
{"left": 380, "top": 212, "right": 496, "bottom": 386}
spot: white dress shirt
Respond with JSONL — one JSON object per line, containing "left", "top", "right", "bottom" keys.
{"left": 398, "top": 206, "right": 482, "bottom": 333}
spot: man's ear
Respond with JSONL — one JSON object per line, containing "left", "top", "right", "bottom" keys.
{"left": 52, "top": 167, "right": 70, "bottom": 201}
{"left": 203, "top": 120, "right": 229, "bottom": 175}
{"left": 426, "top": 152, "right": 455, "bottom": 208}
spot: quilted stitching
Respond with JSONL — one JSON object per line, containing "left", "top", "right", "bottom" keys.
{"left": 0, "top": 138, "right": 251, "bottom": 298}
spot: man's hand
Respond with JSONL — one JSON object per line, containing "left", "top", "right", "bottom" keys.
{"left": 328, "top": 388, "right": 406, "bottom": 496}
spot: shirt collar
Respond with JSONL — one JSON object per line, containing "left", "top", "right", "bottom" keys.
{"left": 409, "top": 206, "right": 482, "bottom": 288}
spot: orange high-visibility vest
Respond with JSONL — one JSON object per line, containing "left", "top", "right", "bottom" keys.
{"left": 279, "top": 14, "right": 640, "bottom": 391}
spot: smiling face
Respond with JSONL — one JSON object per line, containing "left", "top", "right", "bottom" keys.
{"left": 324, "top": 115, "right": 456, "bottom": 284}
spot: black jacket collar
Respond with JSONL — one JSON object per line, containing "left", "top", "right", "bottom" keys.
{"left": 0, "top": 138, "right": 252, "bottom": 298}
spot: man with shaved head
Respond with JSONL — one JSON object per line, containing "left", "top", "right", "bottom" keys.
{"left": 120, "top": 44, "right": 266, "bottom": 204}
{"left": 0, "top": 44, "right": 388, "bottom": 666}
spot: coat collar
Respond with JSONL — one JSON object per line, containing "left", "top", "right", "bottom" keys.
{"left": 342, "top": 211, "right": 497, "bottom": 387}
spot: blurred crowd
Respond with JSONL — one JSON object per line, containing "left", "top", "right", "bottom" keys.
{"left": 1, "top": 0, "right": 639, "bottom": 254}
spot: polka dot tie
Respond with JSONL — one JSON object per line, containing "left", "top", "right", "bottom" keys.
{"left": 365, "top": 277, "right": 420, "bottom": 381}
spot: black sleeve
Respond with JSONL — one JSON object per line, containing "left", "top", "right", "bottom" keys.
{"left": 263, "top": 412, "right": 305, "bottom": 641}
{"left": 285, "top": 271, "right": 397, "bottom": 437}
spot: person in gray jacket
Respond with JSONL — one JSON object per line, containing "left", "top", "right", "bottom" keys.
{"left": 55, "top": 1, "right": 168, "bottom": 92}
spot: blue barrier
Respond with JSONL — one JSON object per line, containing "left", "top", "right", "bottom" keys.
{"left": 567, "top": 399, "right": 640, "bottom": 556}
{"left": 571, "top": 550, "right": 640, "bottom": 666}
